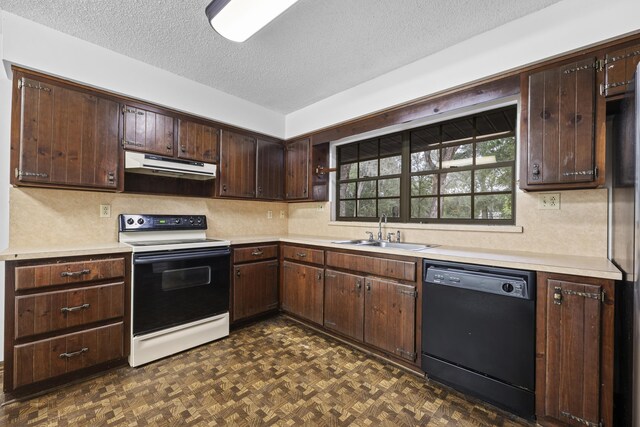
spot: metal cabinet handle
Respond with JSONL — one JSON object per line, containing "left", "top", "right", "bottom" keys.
{"left": 180, "top": 145, "right": 186, "bottom": 153}
{"left": 222, "top": 184, "right": 227, "bottom": 192}
{"left": 317, "top": 272, "right": 322, "bottom": 280}
{"left": 356, "top": 280, "right": 362, "bottom": 290}
{"left": 297, "top": 252, "right": 307, "bottom": 258}
{"left": 236, "top": 269, "right": 241, "bottom": 278}
{"left": 166, "top": 145, "right": 173, "bottom": 150}
{"left": 60, "top": 303, "right": 90, "bottom": 313}
{"left": 59, "top": 347, "right": 89, "bottom": 359}
{"left": 366, "top": 282, "right": 371, "bottom": 291}
{"left": 61, "top": 269, "right": 90, "bottom": 278}
{"left": 532, "top": 163, "right": 540, "bottom": 180}
{"left": 251, "top": 249, "right": 264, "bottom": 256}
{"left": 107, "top": 171, "right": 116, "bottom": 184}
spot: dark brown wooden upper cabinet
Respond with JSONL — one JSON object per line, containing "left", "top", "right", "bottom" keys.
{"left": 602, "top": 42, "right": 640, "bottom": 97}
{"left": 520, "top": 57, "right": 605, "bottom": 191}
{"left": 177, "top": 119, "right": 219, "bottom": 163}
{"left": 219, "top": 130, "right": 257, "bottom": 198}
{"left": 122, "top": 105, "right": 175, "bottom": 156}
{"left": 257, "top": 139, "right": 284, "bottom": 200}
{"left": 285, "top": 137, "right": 310, "bottom": 200}
{"left": 12, "top": 75, "right": 119, "bottom": 190}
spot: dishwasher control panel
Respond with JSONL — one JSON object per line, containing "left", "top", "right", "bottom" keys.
{"left": 426, "top": 267, "right": 530, "bottom": 299}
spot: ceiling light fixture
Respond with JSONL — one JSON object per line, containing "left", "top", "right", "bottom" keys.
{"left": 205, "top": 0, "right": 300, "bottom": 43}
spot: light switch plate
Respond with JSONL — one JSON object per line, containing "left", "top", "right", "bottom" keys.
{"left": 267, "top": 210, "right": 273, "bottom": 219}
{"left": 538, "top": 193, "right": 560, "bottom": 210}
{"left": 280, "top": 210, "right": 285, "bottom": 219}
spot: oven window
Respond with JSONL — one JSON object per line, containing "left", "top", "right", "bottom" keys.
{"left": 162, "top": 266, "right": 211, "bottom": 291}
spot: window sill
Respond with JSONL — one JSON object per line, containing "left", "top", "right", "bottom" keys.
{"left": 328, "top": 221, "right": 523, "bottom": 234}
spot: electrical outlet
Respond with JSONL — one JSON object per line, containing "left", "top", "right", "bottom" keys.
{"left": 538, "top": 193, "right": 560, "bottom": 210}
{"left": 280, "top": 210, "right": 285, "bottom": 219}
{"left": 317, "top": 204, "right": 324, "bottom": 212}
{"left": 100, "top": 204, "right": 111, "bottom": 218}
{"left": 267, "top": 210, "right": 273, "bottom": 219}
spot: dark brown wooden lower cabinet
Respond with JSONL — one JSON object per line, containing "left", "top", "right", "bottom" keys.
{"left": 233, "top": 260, "right": 279, "bottom": 321}
{"left": 536, "top": 272, "right": 614, "bottom": 427}
{"left": 364, "top": 277, "right": 417, "bottom": 361}
{"left": 13, "top": 322, "right": 123, "bottom": 389}
{"left": 324, "top": 270, "right": 364, "bottom": 341}
{"left": 281, "top": 261, "right": 323, "bottom": 325}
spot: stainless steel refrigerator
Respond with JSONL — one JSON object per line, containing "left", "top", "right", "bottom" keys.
{"left": 609, "top": 63, "right": 639, "bottom": 427}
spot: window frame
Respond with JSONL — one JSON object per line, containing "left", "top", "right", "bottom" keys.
{"left": 335, "top": 107, "right": 517, "bottom": 225}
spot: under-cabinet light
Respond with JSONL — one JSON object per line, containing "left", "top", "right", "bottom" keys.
{"left": 205, "top": 0, "right": 300, "bottom": 42}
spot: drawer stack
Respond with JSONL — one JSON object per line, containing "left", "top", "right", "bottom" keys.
{"left": 5, "top": 254, "right": 129, "bottom": 394}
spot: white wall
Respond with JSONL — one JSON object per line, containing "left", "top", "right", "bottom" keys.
{"left": 285, "top": 0, "right": 640, "bottom": 138}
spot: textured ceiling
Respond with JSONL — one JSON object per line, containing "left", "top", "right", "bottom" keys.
{"left": 0, "top": 0, "right": 561, "bottom": 113}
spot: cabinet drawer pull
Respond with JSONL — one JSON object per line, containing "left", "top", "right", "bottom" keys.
{"left": 251, "top": 249, "right": 264, "bottom": 256}
{"left": 296, "top": 252, "right": 307, "bottom": 258}
{"left": 60, "top": 303, "right": 90, "bottom": 313}
{"left": 61, "top": 269, "right": 90, "bottom": 278}
{"left": 59, "top": 347, "right": 89, "bottom": 359}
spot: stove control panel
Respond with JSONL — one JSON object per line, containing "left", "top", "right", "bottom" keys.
{"left": 119, "top": 214, "right": 207, "bottom": 231}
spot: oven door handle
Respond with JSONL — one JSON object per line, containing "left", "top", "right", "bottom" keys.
{"left": 133, "top": 248, "right": 230, "bottom": 264}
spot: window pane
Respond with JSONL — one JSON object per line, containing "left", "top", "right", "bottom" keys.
{"left": 357, "top": 180, "right": 376, "bottom": 198}
{"left": 378, "top": 178, "right": 400, "bottom": 197}
{"left": 476, "top": 136, "right": 516, "bottom": 164}
{"left": 340, "top": 183, "right": 356, "bottom": 199}
{"left": 441, "top": 143, "right": 473, "bottom": 169}
{"left": 357, "top": 199, "right": 376, "bottom": 217}
{"left": 475, "top": 194, "right": 512, "bottom": 220}
{"left": 359, "top": 139, "right": 378, "bottom": 160}
{"left": 475, "top": 109, "right": 516, "bottom": 136}
{"left": 474, "top": 167, "right": 513, "bottom": 193}
{"left": 380, "top": 155, "right": 401, "bottom": 176}
{"left": 441, "top": 196, "right": 471, "bottom": 218}
{"left": 339, "top": 144, "right": 358, "bottom": 163}
{"left": 340, "top": 163, "right": 357, "bottom": 180}
{"left": 442, "top": 118, "right": 473, "bottom": 143}
{"left": 411, "top": 175, "right": 437, "bottom": 196}
{"left": 379, "top": 134, "right": 402, "bottom": 156}
{"left": 359, "top": 159, "right": 378, "bottom": 178}
{"left": 411, "top": 150, "right": 439, "bottom": 172}
{"left": 379, "top": 198, "right": 400, "bottom": 218}
{"left": 339, "top": 201, "right": 356, "bottom": 217}
{"left": 411, "top": 197, "right": 438, "bottom": 219}
{"left": 411, "top": 127, "right": 440, "bottom": 151}
{"left": 441, "top": 171, "right": 471, "bottom": 194}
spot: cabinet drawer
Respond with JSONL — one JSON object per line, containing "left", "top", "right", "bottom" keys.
{"left": 15, "top": 282, "right": 124, "bottom": 339}
{"left": 326, "top": 251, "right": 416, "bottom": 282}
{"left": 282, "top": 245, "right": 324, "bottom": 265}
{"left": 234, "top": 244, "right": 278, "bottom": 263}
{"left": 15, "top": 258, "right": 125, "bottom": 291}
{"left": 13, "top": 322, "right": 124, "bottom": 389}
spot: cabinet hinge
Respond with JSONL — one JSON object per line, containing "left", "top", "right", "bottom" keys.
{"left": 553, "top": 286, "right": 604, "bottom": 305}
{"left": 560, "top": 411, "right": 602, "bottom": 427}
{"left": 594, "top": 59, "right": 604, "bottom": 72}
{"left": 398, "top": 289, "right": 417, "bottom": 298}
{"left": 17, "top": 78, "right": 51, "bottom": 92}
{"left": 396, "top": 348, "right": 417, "bottom": 361}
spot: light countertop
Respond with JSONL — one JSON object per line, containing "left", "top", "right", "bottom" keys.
{"left": 0, "top": 235, "right": 621, "bottom": 280}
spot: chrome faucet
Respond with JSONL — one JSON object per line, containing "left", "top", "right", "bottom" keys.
{"left": 365, "top": 231, "right": 374, "bottom": 241}
{"left": 377, "top": 214, "right": 387, "bottom": 240}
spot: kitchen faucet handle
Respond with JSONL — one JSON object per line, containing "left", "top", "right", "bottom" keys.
{"left": 387, "top": 232, "right": 393, "bottom": 242}
{"left": 365, "top": 231, "right": 374, "bottom": 241}
{"left": 396, "top": 230, "right": 401, "bottom": 242}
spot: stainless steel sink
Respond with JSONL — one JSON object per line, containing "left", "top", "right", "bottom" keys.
{"left": 332, "top": 239, "right": 438, "bottom": 251}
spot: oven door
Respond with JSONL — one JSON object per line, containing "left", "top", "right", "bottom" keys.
{"left": 132, "top": 247, "right": 230, "bottom": 336}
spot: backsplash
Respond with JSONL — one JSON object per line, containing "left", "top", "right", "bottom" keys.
{"left": 8, "top": 187, "right": 288, "bottom": 248}
{"left": 288, "top": 188, "right": 608, "bottom": 258}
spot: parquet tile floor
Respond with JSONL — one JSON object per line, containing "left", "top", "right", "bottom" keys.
{"left": 0, "top": 316, "right": 533, "bottom": 426}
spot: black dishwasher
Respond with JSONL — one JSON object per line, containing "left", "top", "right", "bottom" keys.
{"left": 422, "top": 260, "right": 535, "bottom": 419}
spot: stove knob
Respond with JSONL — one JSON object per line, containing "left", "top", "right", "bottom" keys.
{"left": 196, "top": 217, "right": 203, "bottom": 224}
{"left": 126, "top": 218, "right": 134, "bottom": 225}
{"left": 189, "top": 217, "right": 194, "bottom": 225}
{"left": 137, "top": 218, "right": 144, "bottom": 225}
{"left": 502, "top": 283, "right": 514, "bottom": 293}
{"left": 175, "top": 218, "right": 181, "bottom": 225}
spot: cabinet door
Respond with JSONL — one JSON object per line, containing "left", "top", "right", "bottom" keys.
{"left": 233, "top": 260, "right": 278, "bottom": 321}
{"left": 323, "top": 269, "right": 364, "bottom": 341}
{"left": 219, "top": 130, "right": 257, "bottom": 198}
{"left": 257, "top": 139, "right": 284, "bottom": 200}
{"left": 122, "top": 105, "right": 175, "bottom": 156}
{"left": 523, "top": 58, "right": 597, "bottom": 188}
{"left": 285, "top": 138, "right": 310, "bottom": 200}
{"left": 177, "top": 119, "right": 219, "bottom": 163}
{"left": 603, "top": 43, "right": 640, "bottom": 97}
{"left": 281, "top": 261, "right": 323, "bottom": 325}
{"left": 364, "top": 278, "right": 416, "bottom": 361}
{"left": 16, "top": 77, "right": 119, "bottom": 189}
{"left": 537, "top": 273, "right": 614, "bottom": 427}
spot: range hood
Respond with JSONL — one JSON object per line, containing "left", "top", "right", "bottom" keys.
{"left": 125, "top": 151, "right": 216, "bottom": 180}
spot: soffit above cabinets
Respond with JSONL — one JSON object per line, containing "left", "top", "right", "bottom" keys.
{"left": 0, "top": 0, "right": 561, "bottom": 114}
